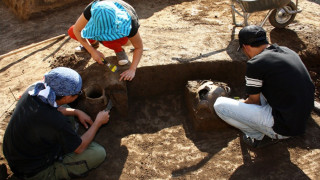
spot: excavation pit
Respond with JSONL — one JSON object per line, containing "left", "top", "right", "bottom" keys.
{"left": 66, "top": 58, "right": 319, "bottom": 179}
{"left": 1, "top": 0, "right": 320, "bottom": 178}
{"left": 74, "top": 60, "right": 246, "bottom": 123}
{"left": 73, "top": 60, "right": 128, "bottom": 119}
{"left": 85, "top": 85, "right": 104, "bottom": 99}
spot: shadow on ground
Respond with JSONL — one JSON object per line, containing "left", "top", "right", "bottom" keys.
{"left": 230, "top": 114, "right": 320, "bottom": 179}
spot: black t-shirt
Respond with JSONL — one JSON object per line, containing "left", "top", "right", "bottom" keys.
{"left": 246, "top": 44, "right": 315, "bottom": 136}
{"left": 3, "top": 85, "right": 82, "bottom": 175}
{"left": 83, "top": 0, "right": 140, "bottom": 38}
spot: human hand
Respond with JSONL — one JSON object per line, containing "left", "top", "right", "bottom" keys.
{"left": 120, "top": 68, "right": 136, "bottom": 81}
{"left": 90, "top": 49, "right": 105, "bottom": 64}
{"left": 95, "top": 110, "right": 110, "bottom": 126}
{"left": 76, "top": 110, "right": 93, "bottom": 129}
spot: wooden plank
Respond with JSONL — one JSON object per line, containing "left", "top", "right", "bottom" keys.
{"left": 0, "top": 34, "right": 66, "bottom": 59}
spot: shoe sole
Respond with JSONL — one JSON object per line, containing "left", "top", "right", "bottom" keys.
{"left": 75, "top": 43, "right": 99, "bottom": 53}
{"left": 118, "top": 59, "right": 129, "bottom": 65}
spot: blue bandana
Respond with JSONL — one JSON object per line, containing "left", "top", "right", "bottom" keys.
{"left": 81, "top": 1, "right": 132, "bottom": 41}
{"left": 29, "top": 67, "right": 82, "bottom": 107}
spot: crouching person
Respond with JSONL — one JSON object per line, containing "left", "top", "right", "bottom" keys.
{"left": 3, "top": 67, "right": 109, "bottom": 179}
{"left": 214, "top": 25, "right": 315, "bottom": 148}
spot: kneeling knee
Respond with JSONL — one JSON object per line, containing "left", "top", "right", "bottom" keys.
{"left": 94, "top": 145, "right": 107, "bottom": 161}
{"left": 86, "top": 143, "right": 106, "bottom": 169}
{"left": 213, "top": 97, "right": 227, "bottom": 113}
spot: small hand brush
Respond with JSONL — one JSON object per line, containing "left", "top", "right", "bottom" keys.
{"left": 102, "top": 58, "right": 118, "bottom": 73}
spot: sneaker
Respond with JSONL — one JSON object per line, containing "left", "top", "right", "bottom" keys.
{"left": 242, "top": 134, "right": 280, "bottom": 148}
{"left": 75, "top": 41, "right": 99, "bottom": 53}
{"left": 116, "top": 49, "right": 129, "bottom": 65}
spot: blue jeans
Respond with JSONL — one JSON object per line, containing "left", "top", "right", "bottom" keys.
{"left": 214, "top": 95, "right": 289, "bottom": 140}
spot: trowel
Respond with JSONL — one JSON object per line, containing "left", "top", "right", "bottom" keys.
{"left": 104, "top": 99, "right": 113, "bottom": 112}
{"left": 102, "top": 58, "right": 118, "bottom": 73}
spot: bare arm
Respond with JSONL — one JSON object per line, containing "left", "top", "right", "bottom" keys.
{"left": 243, "top": 93, "right": 261, "bottom": 105}
{"left": 129, "top": 31, "right": 143, "bottom": 71}
{"left": 73, "top": 14, "right": 104, "bottom": 64}
{"left": 74, "top": 111, "right": 110, "bottom": 154}
{"left": 57, "top": 106, "right": 78, "bottom": 116}
{"left": 57, "top": 106, "right": 93, "bottom": 129}
{"left": 119, "top": 31, "right": 143, "bottom": 81}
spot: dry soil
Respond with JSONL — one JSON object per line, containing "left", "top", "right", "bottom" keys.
{"left": 0, "top": 0, "right": 320, "bottom": 179}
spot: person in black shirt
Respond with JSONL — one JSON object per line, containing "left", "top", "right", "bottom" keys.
{"left": 68, "top": 0, "right": 143, "bottom": 81}
{"left": 3, "top": 67, "right": 110, "bottom": 179}
{"left": 214, "top": 25, "right": 315, "bottom": 148}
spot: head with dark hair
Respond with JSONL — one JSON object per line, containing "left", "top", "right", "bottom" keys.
{"left": 29, "top": 67, "right": 82, "bottom": 107}
{"left": 238, "top": 25, "right": 269, "bottom": 51}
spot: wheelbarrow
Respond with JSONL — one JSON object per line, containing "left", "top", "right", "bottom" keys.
{"left": 231, "top": 0, "right": 302, "bottom": 28}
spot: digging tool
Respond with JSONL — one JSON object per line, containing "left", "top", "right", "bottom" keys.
{"left": 102, "top": 58, "right": 118, "bottom": 72}
{"left": 104, "top": 99, "right": 113, "bottom": 112}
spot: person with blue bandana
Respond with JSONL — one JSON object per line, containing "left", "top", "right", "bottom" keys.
{"left": 68, "top": 0, "right": 143, "bottom": 81}
{"left": 3, "top": 67, "right": 109, "bottom": 179}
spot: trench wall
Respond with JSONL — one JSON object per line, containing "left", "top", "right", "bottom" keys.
{"left": 127, "top": 61, "right": 247, "bottom": 99}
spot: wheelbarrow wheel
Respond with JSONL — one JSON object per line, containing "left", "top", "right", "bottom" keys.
{"left": 268, "top": 1, "right": 297, "bottom": 28}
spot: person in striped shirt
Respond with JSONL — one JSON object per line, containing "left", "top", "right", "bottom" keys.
{"left": 214, "top": 25, "right": 314, "bottom": 148}
{"left": 68, "top": 0, "right": 143, "bottom": 81}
